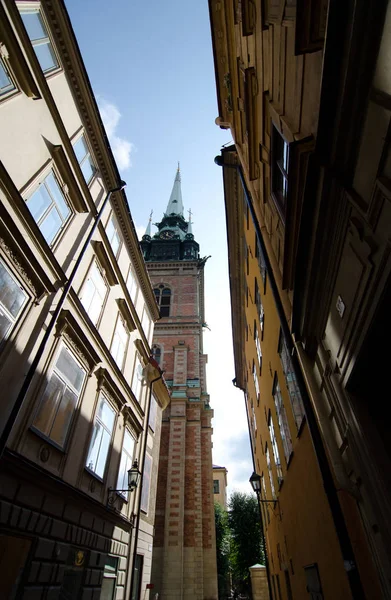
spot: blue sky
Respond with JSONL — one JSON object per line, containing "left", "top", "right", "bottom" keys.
{"left": 66, "top": 0, "right": 253, "bottom": 496}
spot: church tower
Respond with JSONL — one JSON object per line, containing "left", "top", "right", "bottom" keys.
{"left": 141, "top": 168, "right": 218, "bottom": 600}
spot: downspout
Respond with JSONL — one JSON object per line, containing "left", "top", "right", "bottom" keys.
{"left": 128, "top": 360, "right": 163, "bottom": 600}
{"left": 233, "top": 378, "right": 273, "bottom": 600}
{"left": 216, "top": 153, "right": 365, "bottom": 599}
{"left": 0, "top": 180, "right": 127, "bottom": 459}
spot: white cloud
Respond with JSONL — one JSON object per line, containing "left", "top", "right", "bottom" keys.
{"left": 97, "top": 97, "right": 134, "bottom": 171}
{"left": 135, "top": 223, "right": 146, "bottom": 241}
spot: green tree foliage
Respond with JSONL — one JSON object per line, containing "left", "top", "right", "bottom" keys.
{"left": 228, "top": 491, "right": 264, "bottom": 598}
{"left": 215, "top": 502, "right": 231, "bottom": 600}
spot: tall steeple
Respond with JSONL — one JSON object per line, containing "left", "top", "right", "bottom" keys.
{"left": 165, "top": 164, "right": 184, "bottom": 216}
{"left": 140, "top": 165, "right": 199, "bottom": 262}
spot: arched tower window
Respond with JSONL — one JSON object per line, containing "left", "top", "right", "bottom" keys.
{"left": 153, "top": 285, "right": 171, "bottom": 317}
{"left": 152, "top": 345, "right": 161, "bottom": 365}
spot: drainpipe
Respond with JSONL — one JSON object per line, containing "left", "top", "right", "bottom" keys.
{"left": 0, "top": 180, "right": 127, "bottom": 459}
{"left": 233, "top": 377, "right": 273, "bottom": 600}
{"left": 215, "top": 153, "right": 365, "bottom": 599}
{"left": 128, "top": 359, "right": 163, "bottom": 600}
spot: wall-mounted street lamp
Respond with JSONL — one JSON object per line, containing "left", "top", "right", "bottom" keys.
{"left": 108, "top": 459, "right": 141, "bottom": 508}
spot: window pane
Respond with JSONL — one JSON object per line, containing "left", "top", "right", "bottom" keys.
{"left": 33, "top": 372, "right": 64, "bottom": 437}
{"left": 45, "top": 172, "right": 69, "bottom": 220}
{"left": 50, "top": 386, "right": 78, "bottom": 446}
{"left": 100, "top": 577, "right": 116, "bottom": 600}
{"left": 0, "top": 312, "right": 12, "bottom": 343}
{"left": 91, "top": 264, "right": 107, "bottom": 298}
{"left": 33, "top": 41, "right": 58, "bottom": 73}
{"left": 97, "top": 398, "right": 115, "bottom": 432}
{"left": 117, "top": 448, "right": 128, "bottom": 492}
{"left": 81, "top": 157, "right": 95, "bottom": 184}
{"left": 27, "top": 185, "right": 51, "bottom": 222}
{"left": 123, "top": 430, "right": 134, "bottom": 455}
{"left": 0, "top": 262, "right": 27, "bottom": 319}
{"left": 56, "top": 347, "right": 85, "bottom": 392}
{"left": 20, "top": 11, "right": 47, "bottom": 41}
{"left": 86, "top": 421, "right": 102, "bottom": 472}
{"left": 40, "top": 207, "right": 62, "bottom": 244}
{"left": 73, "top": 136, "right": 88, "bottom": 164}
{"left": 0, "top": 60, "right": 15, "bottom": 94}
{"left": 95, "top": 428, "right": 110, "bottom": 478}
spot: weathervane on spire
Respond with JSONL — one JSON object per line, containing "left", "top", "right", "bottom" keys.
{"left": 188, "top": 208, "right": 193, "bottom": 223}
{"left": 149, "top": 209, "right": 153, "bottom": 221}
{"left": 177, "top": 161, "right": 180, "bottom": 172}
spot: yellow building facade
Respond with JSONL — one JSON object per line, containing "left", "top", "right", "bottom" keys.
{"left": 210, "top": 0, "right": 391, "bottom": 597}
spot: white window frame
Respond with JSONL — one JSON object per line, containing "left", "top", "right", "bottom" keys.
{"left": 80, "top": 259, "right": 108, "bottom": 326}
{"left": 26, "top": 168, "right": 71, "bottom": 246}
{"left": 255, "top": 324, "right": 262, "bottom": 369}
{"left": 252, "top": 360, "right": 260, "bottom": 404}
{"left": 73, "top": 133, "right": 96, "bottom": 185}
{"left": 141, "top": 306, "right": 152, "bottom": 343}
{"left": 273, "top": 377, "right": 293, "bottom": 462}
{"left": 0, "top": 257, "right": 28, "bottom": 347}
{"left": 126, "top": 263, "right": 138, "bottom": 303}
{"left": 116, "top": 429, "right": 135, "bottom": 500}
{"left": 278, "top": 333, "right": 305, "bottom": 431}
{"left": 32, "top": 343, "right": 86, "bottom": 449}
{"left": 86, "top": 394, "right": 116, "bottom": 479}
{"left": 18, "top": 5, "right": 59, "bottom": 75}
{"left": 0, "top": 54, "right": 16, "bottom": 98}
{"left": 268, "top": 412, "right": 283, "bottom": 484}
{"left": 266, "top": 444, "right": 276, "bottom": 500}
{"left": 131, "top": 354, "right": 144, "bottom": 402}
{"left": 110, "top": 313, "right": 129, "bottom": 371}
{"left": 106, "top": 213, "right": 121, "bottom": 257}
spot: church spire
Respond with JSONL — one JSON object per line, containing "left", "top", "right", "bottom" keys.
{"left": 165, "top": 164, "right": 184, "bottom": 216}
{"left": 142, "top": 210, "right": 153, "bottom": 241}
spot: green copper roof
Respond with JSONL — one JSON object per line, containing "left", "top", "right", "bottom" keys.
{"left": 165, "top": 165, "right": 184, "bottom": 216}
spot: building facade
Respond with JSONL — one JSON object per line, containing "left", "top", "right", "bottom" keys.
{"left": 0, "top": 1, "right": 169, "bottom": 598}
{"left": 210, "top": 0, "right": 391, "bottom": 598}
{"left": 141, "top": 169, "right": 218, "bottom": 600}
{"left": 212, "top": 465, "right": 228, "bottom": 510}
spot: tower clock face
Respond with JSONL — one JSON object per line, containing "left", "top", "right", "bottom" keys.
{"left": 160, "top": 230, "right": 175, "bottom": 239}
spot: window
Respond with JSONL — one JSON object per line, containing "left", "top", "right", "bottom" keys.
{"left": 106, "top": 214, "right": 121, "bottom": 257}
{"left": 255, "top": 279, "right": 264, "bottom": 337}
{"left": 273, "top": 377, "right": 293, "bottom": 462}
{"left": 73, "top": 134, "right": 96, "bottom": 184}
{"left": 261, "top": 474, "right": 270, "bottom": 524}
{"left": 255, "top": 234, "right": 267, "bottom": 287}
{"left": 304, "top": 564, "right": 324, "bottom": 599}
{"left": 33, "top": 344, "right": 86, "bottom": 448}
{"left": 131, "top": 355, "right": 144, "bottom": 402}
{"left": 0, "top": 259, "right": 28, "bottom": 346}
{"left": 19, "top": 8, "right": 58, "bottom": 74}
{"left": 271, "top": 126, "right": 289, "bottom": 219}
{"left": 153, "top": 285, "right": 171, "bottom": 317}
{"left": 148, "top": 394, "right": 157, "bottom": 432}
{"left": 100, "top": 556, "right": 119, "bottom": 600}
{"left": 213, "top": 479, "right": 220, "bottom": 494}
{"left": 254, "top": 323, "right": 262, "bottom": 369}
{"left": 80, "top": 260, "right": 108, "bottom": 325}
{"left": 126, "top": 264, "right": 138, "bottom": 302}
{"left": 140, "top": 453, "right": 152, "bottom": 513}
{"left": 278, "top": 332, "right": 305, "bottom": 430}
{"left": 252, "top": 360, "right": 260, "bottom": 404}
{"left": 111, "top": 315, "right": 128, "bottom": 371}
{"left": 116, "top": 430, "right": 135, "bottom": 500}
{"left": 86, "top": 395, "right": 115, "bottom": 478}
{"left": 152, "top": 344, "right": 161, "bottom": 366}
{"left": 0, "top": 58, "right": 16, "bottom": 96}
{"left": 27, "top": 170, "right": 70, "bottom": 244}
{"left": 141, "top": 307, "right": 152, "bottom": 342}
{"left": 268, "top": 412, "right": 283, "bottom": 484}
{"left": 265, "top": 444, "right": 276, "bottom": 500}
{"left": 132, "top": 555, "right": 143, "bottom": 600}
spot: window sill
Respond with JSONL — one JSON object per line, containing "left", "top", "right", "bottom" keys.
{"left": 85, "top": 466, "right": 104, "bottom": 484}
{"left": 29, "top": 426, "right": 66, "bottom": 454}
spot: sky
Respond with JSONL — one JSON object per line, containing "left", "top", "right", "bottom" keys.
{"left": 66, "top": 0, "right": 253, "bottom": 497}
